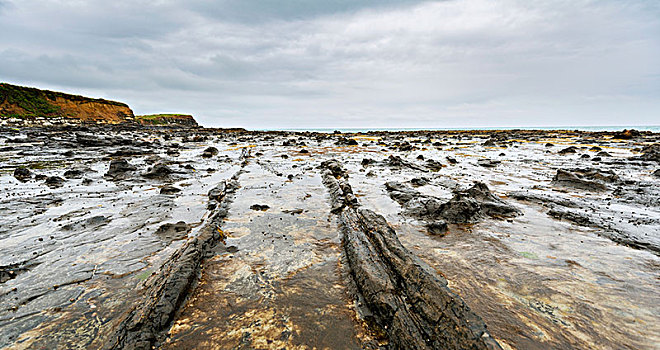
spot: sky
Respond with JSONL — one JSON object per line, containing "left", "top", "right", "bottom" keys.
{"left": 0, "top": 0, "right": 659, "bottom": 129}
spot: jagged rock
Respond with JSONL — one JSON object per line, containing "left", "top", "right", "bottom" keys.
{"left": 388, "top": 155, "right": 428, "bottom": 172}
{"left": 201, "top": 146, "right": 218, "bottom": 158}
{"left": 386, "top": 181, "right": 519, "bottom": 223}
{"left": 143, "top": 163, "right": 173, "bottom": 179}
{"left": 321, "top": 161, "right": 502, "bottom": 350}
{"left": 63, "top": 169, "right": 87, "bottom": 179}
{"left": 361, "top": 158, "right": 376, "bottom": 167}
{"left": 44, "top": 176, "right": 65, "bottom": 188}
{"left": 639, "top": 144, "right": 660, "bottom": 162}
{"left": 160, "top": 185, "right": 182, "bottom": 195}
{"left": 427, "top": 221, "right": 448, "bottom": 235}
{"left": 483, "top": 139, "right": 497, "bottom": 147}
{"left": 558, "top": 146, "right": 578, "bottom": 155}
{"left": 13, "top": 167, "right": 32, "bottom": 182}
{"left": 249, "top": 204, "right": 270, "bottom": 211}
{"left": 411, "top": 177, "right": 430, "bottom": 187}
{"left": 477, "top": 159, "right": 500, "bottom": 167}
{"left": 551, "top": 168, "right": 618, "bottom": 191}
{"left": 76, "top": 133, "right": 113, "bottom": 147}
{"left": 105, "top": 159, "right": 137, "bottom": 178}
{"left": 111, "top": 147, "right": 150, "bottom": 157}
{"left": 612, "top": 129, "right": 641, "bottom": 139}
{"left": 425, "top": 159, "right": 444, "bottom": 171}
{"left": 105, "top": 172, "right": 241, "bottom": 350}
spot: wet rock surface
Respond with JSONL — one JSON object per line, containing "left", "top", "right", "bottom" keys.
{"left": 0, "top": 126, "right": 658, "bottom": 349}
{"left": 386, "top": 180, "right": 519, "bottom": 224}
{"left": 322, "top": 160, "right": 501, "bottom": 349}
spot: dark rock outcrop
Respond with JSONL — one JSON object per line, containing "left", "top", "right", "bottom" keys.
{"left": 201, "top": 146, "right": 218, "bottom": 158}
{"left": 105, "top": 172, "right": 242, "bottom": 350}
{"left": 321, "top": 159, "right": 501, "bottom": 350}
{"left": 13, "top": 167, "right": 32, "bottom": 182}
{"left": 105, "top": 159, "right": 137, "bottom": 179}
{"left": 385, "top": 181, "right": 520, "bottom": 223}
{"left": 551, "top": 168, "right": 618, "bottom": 191}
{"left": 142, "top": 163, "right": 173, "bottom": 179}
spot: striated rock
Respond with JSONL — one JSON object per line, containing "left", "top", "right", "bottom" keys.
{"left": 154, "top": 221, "right": 190, "bottom": 241}
{"left": 386, "top": 181, "right": 520, "bottom": 223}
{"left": 76, "top": 133, "right": 113, "bottom": 147}
{"left": 551, "top": 168, "right": 618, "bottom": 191}
{"left": 388, "top": 155, "right": 428, "bottom": 172}
{"left": 321, "top": 160, "right": 501, "bottom": 350}
{"left": 105, "top": 173, "right": 242, "bottom": 350}
{"left": 111, "top": 147, "right": 151, "bottom": 157}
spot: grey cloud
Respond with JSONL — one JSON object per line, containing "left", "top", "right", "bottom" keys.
{"left": 0, "top": 0, "right": 659, "bottom": 128}
{"left": 186, "top": 0, "right": 428, "bottom": 23}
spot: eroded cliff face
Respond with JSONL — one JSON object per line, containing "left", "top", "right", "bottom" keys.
{"left": 135, "top": 114, "right": 198, "bottom": 127}
{"left": 0, "top": 83, "right": 135, "bottom": 125}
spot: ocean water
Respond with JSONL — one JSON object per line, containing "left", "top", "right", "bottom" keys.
{"left": 264, "top": 126, "right": 660, "bottom": 133}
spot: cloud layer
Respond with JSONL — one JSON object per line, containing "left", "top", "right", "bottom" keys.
{"left": 1, "top": 0, "right": 659, "bottom": 128}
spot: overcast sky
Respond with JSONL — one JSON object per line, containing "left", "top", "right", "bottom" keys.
{"left": 1, "top": 0, "right": 658, "bottom": 129}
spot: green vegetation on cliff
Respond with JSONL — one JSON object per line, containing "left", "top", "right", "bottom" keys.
{"left": 0, "top": 84, "right": 61, "bottom": 118}
{"left": 0, "top": 82, "right": 129, "bottom": 119}
{"left": 135, "top": 114, "right": 198, "bottom": 126}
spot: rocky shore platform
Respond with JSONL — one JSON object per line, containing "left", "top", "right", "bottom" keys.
{"left": 1, "top": 125, "right": 658, "bottom": 349}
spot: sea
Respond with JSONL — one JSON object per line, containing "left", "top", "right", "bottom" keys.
{"left": 262, "top": 126, "right": 660, "bottom": 133}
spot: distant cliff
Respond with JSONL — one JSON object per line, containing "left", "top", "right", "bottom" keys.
{"left": 0, "top": 83, "right": 135, "bottom": 125}
{"left": 135, "top": 114, "right": 199, "bottom": 127}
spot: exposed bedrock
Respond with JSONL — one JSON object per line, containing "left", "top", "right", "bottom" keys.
{"left": 551, "top": 168, "right": 619, "bottom": 191}
{"left": 385, "top": 180, "right": 520, "bottom": 225}
{"left": 104, "top": 172, "right": 242, "bottom": 350}
{"left": 320, "top": 159, "right": 501, "bottom": 350}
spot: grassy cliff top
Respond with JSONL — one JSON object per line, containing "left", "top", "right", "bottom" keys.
{"left": 0, "top": 83, "right": 129, "bottom": 112}
{"left": 135, "top": 114, "right": 193, "bottom": 119}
